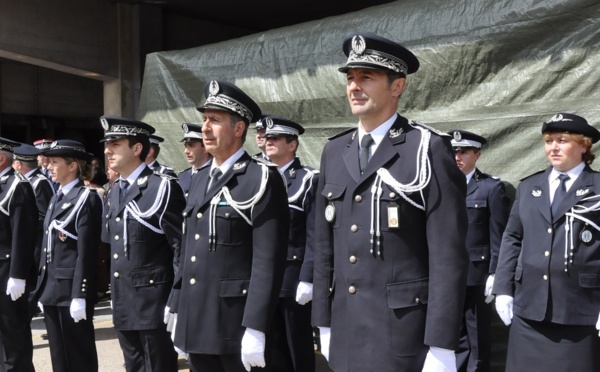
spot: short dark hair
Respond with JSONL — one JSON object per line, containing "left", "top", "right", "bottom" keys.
{"left": 229, "top": 112, "right": 248, "bottom": 143}
{"left": 127, "top": 136, "right": 150, "bottom": 162}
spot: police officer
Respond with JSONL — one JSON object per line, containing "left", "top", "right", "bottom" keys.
{"left": 35, "top": 140, "right": 102, "bottom": 372}
{"left": 312, "top": 32, "right": 469, "bottom": 372}
{"left": 101, "top": 116, "right": 185, "bottom": 372}
{"left": 146, "top": 134, "right": 177, "bottom": 177}
{"left": 177, "top": 123, "right": 212, "bottom": 197}
{"left": 493, "top": 113, "right": 600, "bottom": 370}
{"left": 0, "top": 137, "right": 37, "bottom": 372}
{"left": 253, "top": 116, "right": 269, "bottom": 160}
{"left": 169, "top": 80, "right": 289, "bottom": 372}
{"left": 13, "top": 144, "right": 55, "bottom": 315}
{"left": 34, "top": 138, "right": 59, "bottom": 190}
{"left": 263, "top": 115, "right": 318, "bottom": 371}
{"left": 448, "top": 130, "right": 510, "bottom": 372}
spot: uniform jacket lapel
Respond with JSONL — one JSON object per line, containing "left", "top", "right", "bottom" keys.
{"left": 50, "top": 180, "right": 85, "bottom": 220}
{"left": 117, "top": 166, "right": 153, "bottom": 215}
{"left": 199, "top": 152, "right": 251, "bottom": 209}
{"left": 342, "top": 130, "right": 361, "bottom": 183}
{"left": 359, "top": 117, "right": 407, "bottom": 183}
{"left": 554, "top": 165, "right": 595, "bottom": 221}
{"left": 466, "top": 170, "right": 481, "bottom": 196}
{"left": 531, "top": 168, "right": 552, "bottom": 224}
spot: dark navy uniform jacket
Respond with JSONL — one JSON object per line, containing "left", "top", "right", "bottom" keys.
{"left": 177, "top": 161, "right": 211, "bottom": 198}
{"left": 172, "top": 152, "right": 289, "bottom": 355}
{"left": 28, "top": 169, "right": 55, "bottom": 271}
{"left": 465, "top": 169, "right": 510, "bottom": 286}
{"left": 312, "top": 116, "right": 469, "bottom": 372}
{"left": 280, "top": 158, "right": 318, "bottom": 297}
{"left": 36, "top": 181, "right": 102, "bottom": 306}
{"left": 106, "top": 166, "right": 185, "bottom": 330}
{"left": 149, "top": 160, "right": 178, "bottom": 178}
{"left": 494, "top": 165, "right": 600, "bottom": 325}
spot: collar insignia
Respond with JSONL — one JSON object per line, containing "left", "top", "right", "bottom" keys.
{"left": 531, "top": 189, "right": 542, "bottom": 197}
{"left": 233, "top": 162, "right": 247, "bottom": 171}
{"left": 389, "top": 128, "right": 403, "bottom": 138}
{"left": 289, "top": 168, "right": 296, "bottom": 177}
{"left": 0, "top": 175, "right": 8, "bottom": 182}
{"left": 61, "top": 203, "right": 71, "bottom": 209}
{"left": 576, "top": 188, "right": 590, "bottom": 197}
{"left": 137, "top": 176, "right": 148, "bottom": 186}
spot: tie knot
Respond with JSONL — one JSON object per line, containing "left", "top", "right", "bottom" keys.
{"left": 558, "top": 174, "right": 570, "bottom": 182}
{"left": 211, "top": 168, "right": 222, "bottom": 179}
{"left": 361, "top": 134, "right": 374, "bottom": 149}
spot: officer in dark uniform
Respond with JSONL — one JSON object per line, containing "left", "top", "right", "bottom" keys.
{"left": 13, "top": 144, "right": 56, "bottom": 315}
{"left": 101, "top": 116, "right": 185, "bottom": 372}
{"left": 169, "top": 80, "right": 289, "bottom": 372}
{"left": 34, "top": 138, "right": 59, "bottom": 190}
{"left": 146, "top": 134, "right": 178, "bottom": 177}
{"left": 0, "top": 137, "right": 37, "bottom": 372}
{"left": 253, "top": 116, "right": 269, "bottom": 160}
{"left": 312, "top": 32, "right": 469, "bottom": 372}
{"left": 493, "top": 113, "right": 600, "bottom": 371}
{"left": 177, "top": 123, "right": 212, "bottom": 197}
{"left": 35, "top": 140, "right": 102, "bottom": 372}
{"left": 448, "top": 130, "right": 510, "bottom": 372}
{"left": 263, "top": 115, "right": 318, "bottom": 371}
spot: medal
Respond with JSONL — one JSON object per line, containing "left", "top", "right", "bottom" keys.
{"left": 325, "top": 203, "right": 336, "bottom": 222}
{"left": 388, "top": 204, "right": 399, "bottom": 229}
{"left": 58, "top": 232, "right": 67, "bottom": 242}
{"left": 580, "top": 229, "right": 593, "bottom": 243}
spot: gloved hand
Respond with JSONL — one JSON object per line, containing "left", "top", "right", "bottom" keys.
{"left": 241, "top": 327, "right": 266, "bottom": 371}
{"left": 295, "top": 281, "right": 313, "bottom": 305}
{"left": 595, "top": 312, "right": 600, "bottom": 337}
{"left": 6, "top": 277, "right": 26, "bottom": 301}
{"left": 38, "top": 301, "right": 44, "bottom": 314}
{"left": 70, "top": 298, "right": 87, "bottom": 322}
{"left": 495, "top": 295, "right": 514, "bottom": 326}
{"left": 484, "top": 275, "right": 495, "bottom": 304}
{"left": 164, "top": 306, "right": 176, "bottom": 332}
{"left": 319, "top": 326, "right": 331, "bottom": 361}
{"left": 422, "top": 346, "right": 457, "bottom": 372}
{"left": 168, "top": 313, "right": 178, "bottom": 339}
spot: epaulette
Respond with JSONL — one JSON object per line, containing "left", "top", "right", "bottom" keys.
{"left": 154, "top": 171, "right": 177, "bottom": 180}
{"left": 15, "top": 172, "right": 27, "bottom": 182}
{"left": 252, "top": 157, "right": 278, "bottom": 167}
{"left": 520, "top": 169, "right": 545, "bottom": 182}
{"left": 327, "top": 127, "right": 356, "bottom": 141}
{"left": 84, "top": 186, "right": 98, "bottom": 194}
{"left": 408, "top": 120, "right": 449, "bottom": 137}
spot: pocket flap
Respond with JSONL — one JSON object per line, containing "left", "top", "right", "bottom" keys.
{"left": 321, "top": 183, "right": 346, "bottom": 200}
{"left": 468, "top": 246, "right": 490, "bottom": 261}
{"left": 131, "top": 266, "right": 172, "bottom": 288}
{"left": 219, "top": 278, "right": 250, "bottom": 297}
{"left": 467, "top": 199, "right": 487, "bottom": 208}
{"left": 288, "top": 246, "right": 304, "bottom": 261}
{"left": 579, "top": 272, "right": 600, "bottom": 288}
{"left": 55, "top": 267, "right": 75, "bottom": 279}
{"left": 386, "top": 278, "right": 429, "bottom": 309}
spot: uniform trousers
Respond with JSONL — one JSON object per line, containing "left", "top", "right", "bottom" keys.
{"left": 456, "top": 285, "right": 491, "bottom": 372}
{"left": 43, "top": 304, "right": 98, "bottom": 372}
{"left": 189, "top": 352, "right": 273, "bottom": 372}
{"left": 506, "top": 315, "right": 600, "bottom": 371}
{"left": 116, "top": 328, "right": 178, "bottom": 372}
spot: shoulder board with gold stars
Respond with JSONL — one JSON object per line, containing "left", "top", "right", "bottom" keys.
{"left": 408, "top": 120, "right": 449, "bottom": 137}
{"left": 327, "top": 127, "right": 355, "bottom": 141}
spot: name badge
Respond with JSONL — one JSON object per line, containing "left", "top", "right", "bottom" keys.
{"left": 325, "top": 203, "right": 336, "bottom": 222}
{"left": 388, "top": 205, "right": 399, "bottom": 229}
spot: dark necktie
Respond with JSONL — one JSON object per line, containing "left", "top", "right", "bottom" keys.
{"left": 207, "top": 168, "right": 222, "bottom": 192}
{"left": 55, "top": 190, "right": 64, "bottom": 204}
{"left": 119, "top": 179, "right": 129, "bottom": 203}
{"left": 359, "top": 134, "right": 374, "bottom": 174}
{"left": 551, "top": 173, "right": 570, "bottom": 217}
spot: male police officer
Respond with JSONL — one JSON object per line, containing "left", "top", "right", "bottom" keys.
{"left": 253, "top": 117, "right": 269, "bottom": 160}
{"left": 0, "top": 137, "right": 37, "bottom": 372}
{"left": 263, "top": 115, "right": 318, "bottom": 371}
{"left": 170, "top": 80, "right": 289, "bottom": 372}
{"left": 449, "top": 130, "right": 510, "bottom": 372}
{"left": 312, "top": 32, "right": 469, "bottom": 372}
{"left": 177, "top": 123, "right": 212, "bottom": 197}
{"left": 146, "top": 134, "right": 177, "bottom": 177}
{"left": 101, "top": 116, "right": 185, "bottom": 372}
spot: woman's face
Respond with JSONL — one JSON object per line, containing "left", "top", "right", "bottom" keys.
{"left": 47, "top": 157, "right": 77, "bottom": 186}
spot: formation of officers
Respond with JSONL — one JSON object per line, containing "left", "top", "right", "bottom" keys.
{"left": 1, "top": 31, "right": 600, "bottom": 372}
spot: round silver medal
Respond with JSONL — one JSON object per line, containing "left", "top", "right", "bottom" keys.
{"left": 325, "top": 204, "right": 336, "bottom": 222}
{"left": 580, "top": 229, "right": 593, "bottom": 243}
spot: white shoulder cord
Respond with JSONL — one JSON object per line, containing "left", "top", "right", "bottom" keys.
{"left": 564, "top": 194, "right": 600, "bottom": 272}
{"left": 208, "top": 163, "right": 269, "bottom": 250}
{"left": 369, "top": 126, "right": 432, "bottom": 257}
{"left": 0, "top": 177, "right": 21, "bottom": 216}
{"left": 288, "top": 170, "right": 315, "bottom": 211}
{"left": 46, "top": 188, "right": 91, "bottom": 263}
{"left": 122, "top": 177, "right": 169, "bottom": 256}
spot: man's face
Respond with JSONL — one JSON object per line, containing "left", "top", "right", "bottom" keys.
{"left": 201, "top": 109, "right": 244, "bottom": 163}
{"left": 544, "top": 132, "right": 586, "bottom": 172}
{"left": 106, "top": 167, "right": 120, "bottom": 184}
{"left": 454, "top": 148, "right": 480, "bottom": 175}
{"left": 255, "top": 128, "right": 266, "bottom": 151}
{"left": 103, "top": 138, "right": 140, "bottom": 174}
{"left": 346, "top": 68, "right": 405, "bottom": 124}
{"left": 265, "top": 136, "right": 295, "bottom": 165}
{"left": 38, "top": 154, "right": 50, "bottom": 168}
{"left": 183, "top": 140, "right": 208, "bottom": 168}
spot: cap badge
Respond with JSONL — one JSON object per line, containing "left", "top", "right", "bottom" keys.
{"left": 209, "top": 80, "right": 220, "bottom": 96}
{"left": 576, "top": 188, "right": 590, "bottom": 197}
{"left": 453, "top": 131, "right": 462, "bottom": 141}
{"left": 233, "top": 162, "right": 247, "bottom": 171}
{"left": 51, "top": 141, "right": 58, "bottom": 148}
{"left": 531, "top": 189, "right": 542, "bottom": 197}
{"left": 581, "top": 229, "right": 593, "bottom": 243}
{"left": 548, "top": 113, "right": 572, "bottom": 123}
{"left": 183, "top": 124, "right": 190, "bottom": 133}
{"left": 351, "top": 35, "right": 366, "bottom": 55}
{"left": 100, "top": 117, "right": 110, "bottom": 130}
{"left": 265, "top": 117, "right": 274, "bottom": 129}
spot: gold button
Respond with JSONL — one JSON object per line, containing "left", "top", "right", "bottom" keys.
{"left": 195, "top": 234, "right": 200, "bottom": 240}
{"left": 190, "top": 278, "right": 196, "bottom": 285}
{"left": 114, "top": 272, "right": 120, "bottom": 278}
{"left": 544, "top": 251, "right": 550, "bottom": 256}
{"left": 350, "top": 225, "right": 358, "bottom": 232}
{"left": 242, "top": 289, "right": 248, "bottom": 295}
{"left": 197, "top": 212, "right": 202, "bottom": 219}
{"left": 327, "top": 192, "right": 333, "bottom": 198}
{"left": 191, "top": 256, "right": 196, "bottom": 262}
{"left": 389, "top": 192, "right": 396, "bottom": 198}
{"left": 116, "top": 217, "right": 121, "bottom": 222}
{"left": 543, "top": 275, "right": 548, "bottom": 280}
{"left": 348, "top": 286, "right": 356, "bottom": 294}
{"left": 547, "top": 228, "right": 552, "bottom": 234}
{"left": 149, "top": 280, "right": 154, "bottom": 284}
{"left": 115, "top": 235, "right": 120, "bottom": 241}
{"left": 349, "top": 256, "right": 357, "bottom": 264}
{"left": 354, "top": 195, "right": 362, "bottom": 203}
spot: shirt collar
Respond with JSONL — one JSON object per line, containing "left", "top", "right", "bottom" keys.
{"left": 550, "top": 162, "right": 585, "bottom": 182}
{"left": 58, "top": 178, "right": 79, "bottom": 196}
{"left": 122, "top": 163, "right": 148, "bottom": 186}
{"left": 278, "top": 159, "right": 295, "bottom": 174}
{"left": 210, "top": 147, "right": 245, "bottom": 176}
{"left": 358, "top": 113, "right": 398, "bottom": 147}
{"left": 465, "top": 168, "right": 476, "bottom": 183}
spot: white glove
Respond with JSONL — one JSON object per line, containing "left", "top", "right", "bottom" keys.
{"left": 69, "top": 298, "right": 87, "bottom": 323}
{"left": 241, "top": 328, "right": 266, "bottom": 371}
{"left": 319, "top": 326, "right": 331, "bottom": 361}
{"left": 495, "top": 295, "right": 514, "bottom": 326}
{"left": 484, "top": 275, "right": 495, "bottom": 304}
{"left": 422, "top": 347, "right": 457, "bottom": 372}
{"left": 164, "top": 306, "right": 176, "bottom": 332}
{"left": 595, "top": 312, "right": 600, "bottom": 337}
{"left": 295, "top": 281, "right": 313, "bottom": 305}
{"left": 6, "top": 277, "right": 26, "bottom": 301}
{"left": 38, "top": 301, "right": 44, "bottom": 314}
{"left": 168, "top": 314, "right": 178, "bottom": 339}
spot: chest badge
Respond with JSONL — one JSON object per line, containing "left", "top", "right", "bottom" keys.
{"left": 325, "top": 203, "right": 336, "bottom": 222}
{"left": 531, "top": 188, "right": 542, "bottom": 197}
{"left": 58, "top": 232, "right": 67, "bottom": 242}
{"left": 581, "top": 229, "right": 593, "bottom": 243}
{"left": 576, "top": 188, "right": 590, "bottom": 197}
